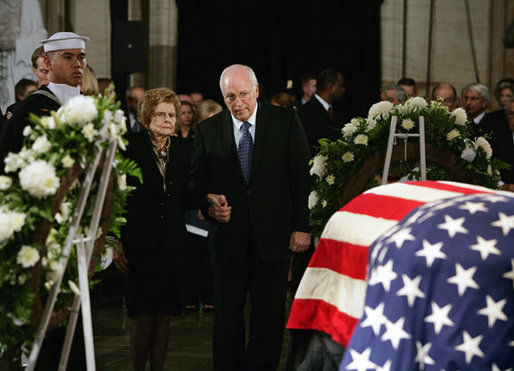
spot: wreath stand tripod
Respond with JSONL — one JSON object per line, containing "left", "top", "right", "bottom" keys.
{"left": 382, "top": 115, "right": 427, "bottom": 185}
{"left": 25, "top": 132, "right": 118, "bottom": 371}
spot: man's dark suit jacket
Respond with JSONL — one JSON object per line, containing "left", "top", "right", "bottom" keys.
{"left": 0, "top": 86, "right": 60, "bottom": 167}
{"left": 489, "top": 123, "right": 514, "bottom": 184}
{"left": 471, "top": 113, "right": 501, "bottom": 138}
{"left": 188, "top": 104, "right": 311, "bottom": 266}
{"left": 298, "top": 97, "right": 342, "bottom": 156}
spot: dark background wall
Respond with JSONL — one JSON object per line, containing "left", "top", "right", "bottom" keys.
{"left": 176, "top": 0, "right": 382, "bottom": 119}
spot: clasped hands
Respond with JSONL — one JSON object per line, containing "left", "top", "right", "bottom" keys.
{"left": 206, "top": 193, "right": 311, "bottom": 252}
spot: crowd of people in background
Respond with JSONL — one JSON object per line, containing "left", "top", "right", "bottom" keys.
{"left": 0, "top": 32, "right": 513, "bottom": 371}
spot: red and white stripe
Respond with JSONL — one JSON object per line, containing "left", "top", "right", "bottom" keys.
{"left": 287, "top": 181, "right": 495, "bottom": 346}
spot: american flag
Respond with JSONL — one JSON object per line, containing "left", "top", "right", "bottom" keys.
{"left": 339, "top": 192, "right": 514, "bottom": 370}
{"left": 287, "top": 181, "right": 497, "bottom": 347}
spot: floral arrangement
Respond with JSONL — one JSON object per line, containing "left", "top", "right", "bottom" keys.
{"left": 308, "top": 97, "right": 505, "bottom": 237}
{"left": 0, "top": 90, "right": 141, "bottom": 363}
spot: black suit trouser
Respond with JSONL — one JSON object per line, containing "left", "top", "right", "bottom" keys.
{"left": 211, "top": 226, "right": 290, "bottom": 371}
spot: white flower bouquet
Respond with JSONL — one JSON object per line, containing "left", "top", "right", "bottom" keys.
{"left": 0, "top": 87, "right": 141, "bottom": 362}
{"left": 308, "top": 97, "right": 505, "bottom": 237}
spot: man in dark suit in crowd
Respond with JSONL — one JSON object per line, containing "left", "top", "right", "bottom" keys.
{"left": 298, "top": 69, "right": 345, "bottom": 156}
{"left": 1, "top": 32, "right": 88, "bottom": 172}
{"left": 189, "top": 64, "right": 311, "bottom": 370}
{"left": 490, "top": 97, "right": 514, "bottom": 192}
{"left": 461, "top": 83, "right": 500, "bottom": 138}
{"left": 125, "top": 86, "right": 145, "bottom": 132}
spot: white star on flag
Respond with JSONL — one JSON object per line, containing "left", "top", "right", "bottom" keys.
{"left": 376, "top": 360, "right": 391, "bottom": 371}
{"left": 477, "top": 295, "right": 508, "bottom": 328}
{"left": 381, "top": 317, "right": 411, "bottom": 349}
{"left": 459, "top": 201, "right": 488, "bottom": 215}
{"left": 361, "top": 303, "right": 387, "bottom": 335}
{"left": 424, "top": 301, "right": 454, "bottom": 334}
{"left": 368, "top": 260, "right": 397, "bottom": 292}
{"left": 388, "top": 227, "right": 415, "bottom": 249}
{"left": 469, "top": 236, "right": 500, "bottom": 260}
{"left": 455, "top": 331, "right": 484, "bottom": 364}
{"left": 447, "top": 263, "right": 479, "bottom": 296}
{"left": 503, "top": 259, "right": 514, "bottom": 290}
{"left": 396, "top": 274, "right": 425, "bottom": 307}
{"left": 346, "top": 348, "right": 378, "bottom": 371}
{"left": 437, "top": 215, "right": 468, "bottom": 238}
{"left": 415, "top": 341, "right": 435, "bottom": 370}
{"left": 491, "top": 212, "right": 514, "bottom": 236}
{"left": 416, "top": 239, "right": 447, "bottom": 267}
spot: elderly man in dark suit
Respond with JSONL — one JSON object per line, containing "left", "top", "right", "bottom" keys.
{"left": 298, "top": 69, "right": 345, "bottom": 156}
{"left": 189, "top": 64, "right": 311, "bottom": 370}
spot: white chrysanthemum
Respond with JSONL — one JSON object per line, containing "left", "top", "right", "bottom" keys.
{"left": 0, "top": 212, "right": 15, "bottom": 243}
{"left": 61, "top": 154, "right": 75, "bottom": 168}
{"left": 446, "top": 129, "right": 461, "bottom": 141}
{"left": 325, "top": 174, "right": 335, "bottom": 185}
{"left": 19, "top": 160, "right": 60, "bottom": 199}
{"left": 4, "top": 153, "right": 25, "bottom": 173}
{"left": 354, "top": 134, "right": 368, "bottom": 145}
{"left": 32, "top": 135, "right": 51, "bottom": 153}
{"left": 81, "top": 123, "right": 97, "bottom": 142}
{"left": 342, "top": 151, "right": 354, "bottom": 162}
{"left": 321, "top": 200, "right": 328, "bottom": 208}
{"left": 475, "top": 137, "right": 492, "bottom": 159}
{"left": 55, "top": 201, "right": 71, "bottom": 224}
{"left": 58, "top": 95, "right": 98, "bottom": 127}
{"left": 9, "top": 212, "right": 26, "bottom": 232}
{"left": 117, "top": 174, "right": 127, "bottom": 191}
{"left": 18, "top": 148, "right": 35, "bottom": 162}
{"left": 103, "top": 110, "right": 113, "bottom": 125}
{"left": 40, "top": 116, "right": 56, "bottom": 129}
{"left": 308, "top": 190, "right": 319, "bottom": 210}
{"left": 368, "top": 101, "right": 394, "bottom": 120}
{"left": 114, "top": 109, "right": 126, "bottom": 124}
{"left": 451, "top": 108, "right": 467, "bottom": 126}
{"left": 0, "top": 175, "right": 12, "bottom": 190}
{"left": 16, "top": 245, "right": 39, "bottom": 268}
{"left": 310, "top": 155, "right": 327, "bottom": 177}
{"left": 405, "top": 96, "right": 428, "bottom": 110}
{"left": 401, "top": 118, "right": 415, "bottom": 131}
{"left": 341, "top": 122, "right": 357, "bottom": 138}
{"left": 396, "top": 104, "right": 408, "bottom": 114}
{"left": 366, "top": 118, "right": 377, "bottom": 131}
{"left": 23, "top": 125, "right": 32, "bottom": 136}
{"left": 68, "top": 280, "right": 81, "bottom": 295}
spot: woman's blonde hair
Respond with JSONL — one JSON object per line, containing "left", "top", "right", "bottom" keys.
{"left": 138, "top": 87, "right": 181, "bottom": 130}
{"left": 174, "top": 100, "right": 196, "bottom": 136}
{"left": 195, "top": 99, "right": 223, "bottom": 123}
{"left": 81, "top": 65, "right": 99, "bottom": 96}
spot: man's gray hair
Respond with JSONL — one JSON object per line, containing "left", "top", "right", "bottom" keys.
{"left": 219, "top": 64, "right": 258, "bottom": 94}
{"left": 381, "top": 85, "right": 407, "bottom": 103}
{"left": 461, "top": 83, "right": 490, "bottom": 101}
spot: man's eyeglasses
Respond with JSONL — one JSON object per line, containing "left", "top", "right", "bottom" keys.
{"left": 224, "top": 91, "right": 252, "bottom": 103}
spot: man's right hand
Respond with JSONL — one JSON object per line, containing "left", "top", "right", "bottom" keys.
{"left": 207, "top": 193, "right": 232, "bottom": 223}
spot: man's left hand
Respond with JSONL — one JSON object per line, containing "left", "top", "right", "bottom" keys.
{"left": 289, "top": 231, "right": 311, "bottom": 252}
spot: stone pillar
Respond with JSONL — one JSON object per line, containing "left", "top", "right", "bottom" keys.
{"left": 147, "top": 0, "right": 177, "bottom": 90}
{"left": 128, "top": 0, "right": 145, "bottom": 88}
{"left": 68, "top": 0, "right": 111, "bottom": 78}
{"left": 37, "top": 0, "right": 65, "bottom": 35}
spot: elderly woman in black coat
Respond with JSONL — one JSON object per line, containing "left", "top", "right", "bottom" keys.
{"left": 113, "top": 87, "right": 191, "bottom": 371}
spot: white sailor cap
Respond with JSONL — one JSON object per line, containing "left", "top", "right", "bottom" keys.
{"left": 41, "top": 32, "right": 89, "bottom": 52}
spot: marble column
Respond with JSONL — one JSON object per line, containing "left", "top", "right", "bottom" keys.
{"left": 147, "top": 0, "right": 177, "bottom": 90}
{"left": 68, "top": 0, "right": 111, "bottom": 79}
